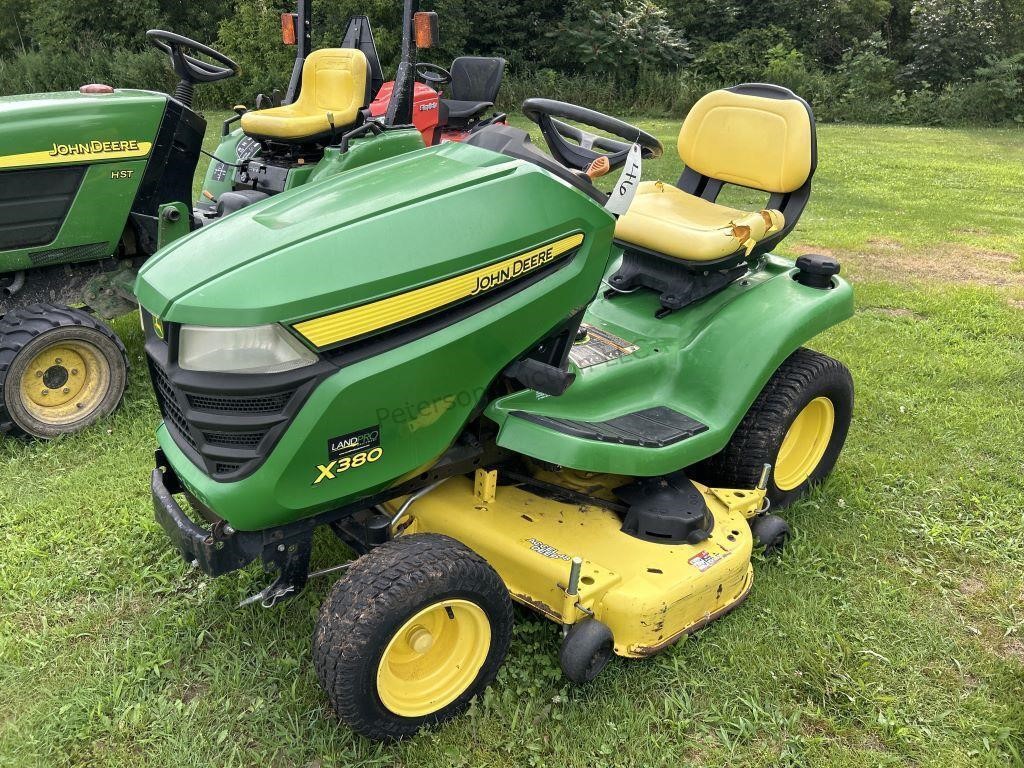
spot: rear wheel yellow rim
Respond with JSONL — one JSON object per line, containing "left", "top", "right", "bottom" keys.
{"left": 17, "top": 340, "right": 110, "bottom": 426}
{"left": 775, "top": 397, "right": 835, "bottom": 491}
{"left": 376, "top": 599, "right": 491, "bottom": 718}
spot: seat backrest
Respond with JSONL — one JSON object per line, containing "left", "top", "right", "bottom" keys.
{"left": 449, "top": 57, "right": 506, "bottom": 103}
{"left": 678, "top": 83, "right": 815, "bottom": 194}
{"left": 295, "top": 48, "right": 371, "bottom": 116}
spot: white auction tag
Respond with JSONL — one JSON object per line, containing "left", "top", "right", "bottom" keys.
{"left": 605, "top": 142, "right": 642, "bottom": 215}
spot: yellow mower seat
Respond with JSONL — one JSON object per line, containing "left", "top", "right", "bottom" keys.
{"left": 615, "top": 181, "right": 784, "bottom": 262}
{"left": 614, "top": 85, "right": 813, "bottom": 263}
{"left": 241, "top": 49, "right": 370, "bottom": 142}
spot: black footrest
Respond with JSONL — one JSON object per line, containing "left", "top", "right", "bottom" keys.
{"left": 511, "top": 406, "right": 707, "bottom": 448}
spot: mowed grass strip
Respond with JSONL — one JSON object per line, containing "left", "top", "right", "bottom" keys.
{"left": 2, "top": 118, "right": 1022, "bottom": 767}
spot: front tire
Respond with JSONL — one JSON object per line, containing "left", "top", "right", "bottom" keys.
{"left": 692, "top": 348, "right": 853, "bottom": 508}
{"left": 0, "top": 303, "right": 129, "bottom": 439}
{"left": 312, "top": 534, "right": 513, "bottom": 741}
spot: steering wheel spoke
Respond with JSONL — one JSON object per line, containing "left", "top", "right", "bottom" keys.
{"left": 522, "top": 99, "right": 662, "bottom": 173}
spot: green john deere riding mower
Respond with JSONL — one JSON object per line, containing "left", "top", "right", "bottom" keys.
{"left": 0, "top": 4, "right": 439, "bottom": 439}
{"left": 139, "top": 0, "right": 855, "bottom": 742}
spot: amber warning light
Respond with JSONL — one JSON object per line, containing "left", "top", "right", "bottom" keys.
{"left": 281, "top": 13, "right": 298, "bottom": 45}
{"left": 414, "top": 12, "right": 439, "bottom": 49}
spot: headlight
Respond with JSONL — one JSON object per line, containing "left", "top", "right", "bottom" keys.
{"left": 178, "top": 324, "right": 317, "bottom": 374}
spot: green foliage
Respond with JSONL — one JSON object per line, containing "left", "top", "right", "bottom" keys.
{"left": 0, "top": 47, "right": 171, "bottom": 96}
{"left": 763, "top": 46, "right": 833, "bottom": 113}
{"left": 547, "top": 0, "right": 689, "bottom": 77}
{"left": 836, "top": 33, "right": 900, "bottom": 123}
{"left": 210, "top": 0, "right": 296, "bottom": 106}
{"left": 0, "top": 0, "right": 1023, "bottom": 125}
{"left": 692, "top": 26, "right": 797, "bottom": 85}
{"left": 964, "top": 53, "right": 1024, "bottom": 123}
{"left": 904, "top": 0, "right": 1000, "bottom": 86}
{"left": 25, "top": 0, "right": 162, "bottom": 51}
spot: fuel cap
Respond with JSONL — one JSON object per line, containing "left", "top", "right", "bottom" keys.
{"left": 795, "top": 254, "right": 840, "bottom": 289}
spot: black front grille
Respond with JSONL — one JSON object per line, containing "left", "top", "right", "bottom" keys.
{"left": 0, "top": 166, "right": 86, "bottom": 250}
{"left": 151, "top": 365, "right": 199, "bottom": 452}
{"left": 203, "top": 430, "right": 265, "bottom": 449}
{"left": 29, "top": 241, "right": 112, "bottom": 267}
{"left": 143, "top": 313, "right": 333, "bottom": 482}
{"left": 146, "top": 349, "right": 325, "bottom": 480}
{"left": 187, "top": 392, "right": 292, "bottom": 414}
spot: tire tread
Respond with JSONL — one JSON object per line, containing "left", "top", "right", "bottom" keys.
{"left": 694, "top": 347, "right": 853, "bottom": 501}
{"left": 313, "top": 534, "right": 513, "bottom": 741}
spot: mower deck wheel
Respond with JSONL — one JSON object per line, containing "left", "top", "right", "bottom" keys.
{"left": 312, "top": 533, "right": 513, "bottom": 741}
{"left": 750, "top": 514, "right": 790, "bottom": 555}
{"left": 691, "top": 347, "right": 853, "bottom": 508}
{"left": 560, "top": 619, "right": 614, "bottom": 684}
{"left": 0, "top": 304, "right": 128, "bottom": 439}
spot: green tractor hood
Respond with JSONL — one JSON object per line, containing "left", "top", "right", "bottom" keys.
{"left": 135, "top": 141, "right": 595, "bottom": 328}
{"left": 0, "top": 89, "right": 168, "bottom": 167}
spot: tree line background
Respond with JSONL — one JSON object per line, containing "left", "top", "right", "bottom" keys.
{"left": 1, "top": 0, "right": 1022, "bottom": 125}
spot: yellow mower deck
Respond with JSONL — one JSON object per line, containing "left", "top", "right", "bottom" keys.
{"left": 392, "top": 473, "right": 766, "bottom": 657}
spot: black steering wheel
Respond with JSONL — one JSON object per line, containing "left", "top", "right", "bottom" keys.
{"left": 522, "top": 98, "right": 662, "bottom": 172}
{"left": 146, "top": 30, "right": 240, "bottom": 85}
{"left": 415, "top": 62, "right": 452, "bottom": 89}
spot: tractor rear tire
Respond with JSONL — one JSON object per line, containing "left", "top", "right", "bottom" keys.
{"left": 0, "top": 303, "right": 128, "bottom": 439}
{"left": 312, "top": 534, "right": 513, "bottom": 741}
{"left": 691, "top": 348, "right": 853, "bottom": 508}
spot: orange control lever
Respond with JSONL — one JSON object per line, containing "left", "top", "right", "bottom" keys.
{"left": 585, "top": 156, "right": 612, "bottom": 180}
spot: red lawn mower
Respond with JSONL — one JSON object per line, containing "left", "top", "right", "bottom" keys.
{"left": 281, "top": 4, "right": 507, "bottom": 147}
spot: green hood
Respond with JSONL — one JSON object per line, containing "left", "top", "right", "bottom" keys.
{"left": 136, "top": 141, "right": 597, "bottom": 327}
{"left": 0, "top": 89, "right": 167, "bottom": 165}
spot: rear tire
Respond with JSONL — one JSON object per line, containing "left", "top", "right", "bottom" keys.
{"left": 312, "top": 534, "right": 513, "bottom": 741}
{"left": 0, "top": 303, "right": 128, "bottom": 439}
{"left": 691, "top": 348, "right": 853, "bottom": 508}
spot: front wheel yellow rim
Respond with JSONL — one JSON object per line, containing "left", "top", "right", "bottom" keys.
{"left": 376, "top": 599, "right": 491, "bottom": 718}
{"left": 17, "top": 340, "right": 111, "bottom": 426}
{"left": 775, "top": 397, "right": 835, "bottom": 491}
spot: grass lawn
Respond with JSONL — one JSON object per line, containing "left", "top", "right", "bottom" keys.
{"left": 2, "top": 115, "right": 1023, "bottom": 767}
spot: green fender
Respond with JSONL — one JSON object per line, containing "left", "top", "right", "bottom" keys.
{"left": 486, "top": 254, "right": 854, "bottom": 475}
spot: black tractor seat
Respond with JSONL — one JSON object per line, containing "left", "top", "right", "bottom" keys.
{"left": 444, "top": 98, "right": 496, "bottom": 119}
{"left": 441, "top": 56, "right": 506, "bottom": 127}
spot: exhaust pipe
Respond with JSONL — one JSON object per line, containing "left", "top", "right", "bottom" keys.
{"left": 2, "top": 271, "right": 25, "bottom": 298}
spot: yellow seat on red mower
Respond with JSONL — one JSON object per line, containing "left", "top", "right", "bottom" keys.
{"left": 241, "top": 48, "right": 371, "bottom": 142}
{"left": 614, "top": 85, "right": 814, "bottom": 262}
